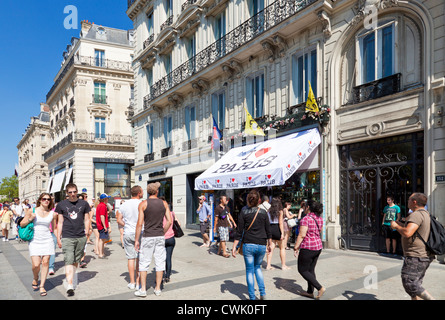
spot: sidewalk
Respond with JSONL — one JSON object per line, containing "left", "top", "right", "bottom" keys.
{"left": 1, "top": 218, "right": 444, "bottom": 300}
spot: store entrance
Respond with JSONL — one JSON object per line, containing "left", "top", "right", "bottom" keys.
{"left": 339, "top": 132, "right": 424, "bottom": 252}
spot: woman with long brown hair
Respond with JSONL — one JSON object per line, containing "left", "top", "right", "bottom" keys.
{"left": 20, "top": 193, "right": 56, "bottom": 296}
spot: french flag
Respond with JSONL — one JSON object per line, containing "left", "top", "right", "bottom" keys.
{"left": 211, "top": 116, "right": 222, "bottom": 151}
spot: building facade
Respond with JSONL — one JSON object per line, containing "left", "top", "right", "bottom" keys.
{"left": 17, "top": 103, "right": 51, "bottom": 202}
{"left": 127, "top": 0, "right": 444, "bottom": 252}
{"left": 44, "top": 21, "right": 136, "bottom": 202}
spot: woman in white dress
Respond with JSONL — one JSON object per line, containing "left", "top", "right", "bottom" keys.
{"left": 20, "top": 193, "right": 56, "bottom": 296}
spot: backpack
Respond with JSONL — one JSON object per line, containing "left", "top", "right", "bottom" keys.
{"left": 416, "top": 209, "right": 445, "bottom": 256}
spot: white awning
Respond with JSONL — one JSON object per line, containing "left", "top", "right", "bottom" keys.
{"left": 46, "top": 176, "right": 54, "bottom": 193}
{"left": 64, "top": 167, "right": 73, "bottom": 189}
{"left": 50, "top": 169, "right": 66, "bottom": 194}
{"left": 195, "top": 128, "right": 321, "bottom": 190}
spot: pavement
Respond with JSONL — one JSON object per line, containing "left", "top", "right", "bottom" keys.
{"left": 1, "top": 218, "right": 445, "bottom": 301}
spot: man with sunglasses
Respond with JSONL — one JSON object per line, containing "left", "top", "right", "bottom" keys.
{"left": 55, "top": 183, "right": 91, "bottom": 297}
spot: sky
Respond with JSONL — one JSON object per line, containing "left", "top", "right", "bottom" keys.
{"left": 0, "top": 0, "right": 133, "bottom": 181}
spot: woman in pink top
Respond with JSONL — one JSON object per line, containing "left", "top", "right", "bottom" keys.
{"left": 162, "top": 199, "right": 180, "bottom": 283}
{"left": 294, "top": 200, "right": 326, "bottom": 299}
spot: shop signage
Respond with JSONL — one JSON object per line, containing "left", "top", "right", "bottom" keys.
{"left": 195, "top": 128, "right": 321, "bottom": 190}
{"left": 436, "top": 175, "right": 445, "bottom": 183}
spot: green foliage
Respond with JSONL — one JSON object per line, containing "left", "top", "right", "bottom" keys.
{"left": 0, "top": 175, "right": 18, "bottom": 201}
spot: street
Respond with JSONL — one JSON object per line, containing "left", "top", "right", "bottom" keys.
{"left": 1, "top": 218, "right": 444, "bottom": 301}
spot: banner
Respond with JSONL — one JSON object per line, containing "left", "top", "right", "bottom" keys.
{"left": 195, "top": 128, "right": 321, "bottom": 190}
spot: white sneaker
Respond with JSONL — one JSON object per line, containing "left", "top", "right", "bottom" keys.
{"left": 134, "top": 290, "right": 147, "bottom": 297}
{"left": 127, "top": 283, "right": 136, "bottom": 290}
{"left": 154, "top": 289, "right": 161, "bottom": 296}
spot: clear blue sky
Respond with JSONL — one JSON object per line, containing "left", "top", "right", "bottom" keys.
{"left": 0, "top": 0, "right": 133, "bottom": 181}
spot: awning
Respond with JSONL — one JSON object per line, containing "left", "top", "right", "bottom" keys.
{"left": 64, "top": 167, "right": 73, "bottom": 189}
{"left": 195, "top": 128, "right": 321, "bottom": 190}
{"left": 50, "top": 169, "right": 66, "bottom": 194}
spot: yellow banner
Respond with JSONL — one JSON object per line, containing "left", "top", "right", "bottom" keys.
{"left": 305, "top": 81, "right": 319, "bottom": 113}
{"left": 244, "top": 107, "right": 265, "bottom": 136}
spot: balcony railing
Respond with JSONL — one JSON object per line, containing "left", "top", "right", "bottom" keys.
{"left": 145, "top": 0, "right": 317, "bottom": 103}
{"left": 182, "top": 0, "right": 198, "bottom": 11}
{"left": 352, "top": 73, "right": 401, "bottom": 104}
{"left": 43, "top": 132, "right": 134, "bottom": 160}
{"left": 144, "top": 152, "right": 155, "bottom": 163}
{"left": 46, "top": 55, "right": 132, "bottom": 101}
{"left": 160, "top": 15, "right": 174, "bottom": 32}
{"left": 143, "top": 34, "right": 155, "bottom": 49}
{"left": 92, "top": 94, "right": 108, "bottom": 104}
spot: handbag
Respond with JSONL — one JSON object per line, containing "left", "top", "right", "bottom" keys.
{"left": 18, "top": 209, "right": 35, "bottom": 241}
{"left": 287, "top": 218, "right": 298, "bottom": 228}
{"left": 236, "top": 207, "right": 260, "bottom": 254}
{"left": 172, "top": 212, "right": 184, "bottom": 238}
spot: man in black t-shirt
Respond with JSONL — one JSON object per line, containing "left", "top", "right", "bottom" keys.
{"left": 56, "top": 183, "right": 91, "bottom": 297}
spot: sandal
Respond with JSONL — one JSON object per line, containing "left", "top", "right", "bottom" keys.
{"left": 40, "top": 287, "right": 47, "bottom": 296}
{"left": 32, "top": 280, "right": 39, "bottom": 290}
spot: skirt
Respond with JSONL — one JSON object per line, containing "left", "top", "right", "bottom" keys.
{"left": 270, "top": 224, "right": 281, "bottom": 241}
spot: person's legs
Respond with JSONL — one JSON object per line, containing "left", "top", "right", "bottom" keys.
{"left": 242, "top": 244, "right": 256, "bottom": 300}
{"left": 164, "top": 237, "right": 175, "bottom": 280}
{"left": 266, "top": 241, "right": 276, "bottom": 270}
{"left": 253, "top": 244, "right": 267, "bottom": 298}
{"left": 298, "top": 249, "right": 322, "bottom": 295}
{"left": 278, "top": 240, "right": 290, "bottom": 269}
{"left": 154, "top": 237, "right": 166, "bottom": 293}
{"left": 31, "top": 256, "right": 42, "bottom": 287}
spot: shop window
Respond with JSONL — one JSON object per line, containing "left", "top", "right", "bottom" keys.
{"left": 94, "top": 162, "right": 131, "bottom": 198}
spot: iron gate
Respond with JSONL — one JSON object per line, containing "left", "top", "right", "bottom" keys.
{"left": 339, "top": 132, "right": 424, "bottom": 252}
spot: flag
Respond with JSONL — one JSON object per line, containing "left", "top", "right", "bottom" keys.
{"left": 244, "top": 107, "right": 265, "bottom": 136}
{"left": 14, "top": 163, "right": 19, "bottom": 177}
{"left": 305, "top": 81, "right": 319, "bottom": 113}
{"left": 211, "top": 116, "right": 222, "bottom": 151}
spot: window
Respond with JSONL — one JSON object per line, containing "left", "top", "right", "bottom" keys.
{"left": 147, "top": 11, "right": 154, "bottom": 36}
{"left": 358, "top": 21, "right": 395, "bottom": 85}
{"left": 212, "top": 91, "right": 225, "bottom": 130}
{"left": 94, "top": 162, "right": 131, "bottom": 198}
{"left": 164, "top": 54, "right": 172, "bottom": 86}
{"left": 95, "top": 117, "right": 106, "bottom": 139}
{"left": 146, "top": 124, "right": 154, "bottom": 154}
{"left": 187, "top": 33, "right": 196, "bottom": 73}
{"left": 246, "top": 72, "right": 265, "bottom": 118}
{"left": 214, "top": 12, "right": 226, "bottom": 56}
{"left": 165, "top": 0, "right": 173, "bottom": 17}
{"left": 250, "top": 0, "right": 265, "bottom": 33}
{"left": 185, "top": 106, "right": 196, "bottom": 140}
{"left": 291, "top": 49, "right": 317, "bottom": 105}
{"left": 94, "top": 82, "right": 106, "bottom": 104}
{"left": 94, "top": 49, "right": 105, "bottom": 67}
{"left": 163, "top": 115, "right": 172, "bottom": 148}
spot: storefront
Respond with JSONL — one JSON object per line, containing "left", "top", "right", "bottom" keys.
{"left": 195, "top": 128, "right": 322, "bottom": 239}
{"left": 339, "top": 132, "right": 424, "bottom": 252}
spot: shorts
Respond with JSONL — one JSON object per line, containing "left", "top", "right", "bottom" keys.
{"left": 401, "top": 256, "right": 433, "bottom": 298}
{"left": 270, "top": 224, "right": 281, "bottom": 241}
{"left": 382, "top": 225, "right": 399, "bottom": 240}
{"left": 123, "top": 233, "right": 140, "bottom": 260}
{"left": 218, "top": 227, "right": 229, "bottom": 242}
{"left": 62, "top": 237, "right": 87, "bottom": 265}
{"left": 200, "top": 221, "right": 209, "bottom": 235}
{"left": 1, "top": 222, "right": 10, "bottom": 230}
{"left": 139, "top": 236, "right": 166, "bottom": 272}
{"left": 99, "top": 228, "right": 109, "bottom": 240}
{"left": 91, "top": 222, "right": 97, "bottom": 230}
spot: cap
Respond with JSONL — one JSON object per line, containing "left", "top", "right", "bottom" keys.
{"left": 199, "top": 195, "right": 206, "bottom": 201}
{"left": 99, "top": 193, "right": 111, "bottom": 200}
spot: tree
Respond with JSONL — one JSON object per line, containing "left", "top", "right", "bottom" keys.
{"left": 0, "top": 175, "right": 18, "bottom": 201}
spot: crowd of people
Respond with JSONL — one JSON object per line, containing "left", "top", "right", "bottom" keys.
{"left": 0, "top": 184, "right": 436, "bottom": 300}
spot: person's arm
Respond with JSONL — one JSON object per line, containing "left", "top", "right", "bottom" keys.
{"left": 390, "top": 220, "right": 419, "bottom": 238}
{"left": 116, "top": 210, "right": 125, "bottom": 227}
{"left": 20, "top": 208, "right": 35, "bottom": 227}
{"left": 279, "top": 210, "right": 285, "bottom": 240}
{"left": 229, "top": 213, "right": 237, "bottom": 229}
{"left": 163, "top": 201, "right": 172, "bottom": 234}
{"left": 57, "top": 214, "right": 64, "bottom": 248}
{"left": 294, "top": 225, "right": 308, "bottom": 257}
{"left": 100, "top": 213, "right": 107, "bottom": 232}
{"left": 135, "top": 201, "right": 146, "bottom": 252}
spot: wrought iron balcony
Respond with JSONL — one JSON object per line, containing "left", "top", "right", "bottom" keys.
{"left": 92, "top": 94, "right": 108, "bottom": 104}
{"left": 160, "top": 15, "right": 174, "bottom": 31}
{"left": 146, "top": 0, "right": 317, "bottom": 103}
{"left": 144, "top": 152, "right": 155, "bottom": 163}
{"left": 352, "top": 73, "right": 401, "bottom": 104}
{"left": 43, "top": 131, "right": 133, "bottom": 160}
{"left": 143, "top": 34, "right": 155, "bottom": 49}
{"left": 161, "top": 146, "right": 172, "bottom": 158}
{"left": 182, "top": 0, "right": 198, "bottom": 11}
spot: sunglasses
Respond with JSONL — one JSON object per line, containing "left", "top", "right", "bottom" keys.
{"left": 68, "top": 191, "right": 78, "bottom": 194}
{"left": 41, "top": 198, "right": 51, "bottom": 201}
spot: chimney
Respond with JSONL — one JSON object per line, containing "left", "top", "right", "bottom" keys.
{"left": 81, "top": 20, "right": 92, "bottom": 37}
{"left": 40, "top": 103, "right": 49, "bottom": 113}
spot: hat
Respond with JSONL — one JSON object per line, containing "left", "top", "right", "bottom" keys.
{"left": 99, "top": 193, "right": 111, "bottom": 200}
{"left": 199, "top": 195, "right": 206, "bottom": 201}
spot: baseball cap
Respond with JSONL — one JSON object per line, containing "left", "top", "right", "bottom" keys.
{"left": 99, "top": 193, "right": 111, "bottom": 200}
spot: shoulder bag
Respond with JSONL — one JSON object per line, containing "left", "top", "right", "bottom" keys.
{"left": 18, "top": 208, "right": 35, "bottom": 242}
{"left": 172, "top": 212, "right": 184, "bottom": 238}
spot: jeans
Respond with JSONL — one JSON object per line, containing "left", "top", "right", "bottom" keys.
{"left": 49, "top": 233, "right": 57, "bottom": 270}
{"left": 242, "top": 243, "right": 267, "bottom": 300}
{"left": 164, "top": 237, "right": 176, "bottom": 278}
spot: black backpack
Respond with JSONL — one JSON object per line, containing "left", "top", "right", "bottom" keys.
{"left": 416, "top": 209, "right": 445, "bottom": 256}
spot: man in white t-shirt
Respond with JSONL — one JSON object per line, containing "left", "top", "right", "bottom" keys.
{"left": 116, "top": 185, "right": 143, "bottom": 290}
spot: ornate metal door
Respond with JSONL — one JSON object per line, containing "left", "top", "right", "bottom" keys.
{"left": 339, "top": 133, "right": 424, "bottom": 251}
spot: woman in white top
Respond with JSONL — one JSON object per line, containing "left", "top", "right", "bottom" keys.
{"left": 20, "top": 193, "right": 56, "bottom": 296}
